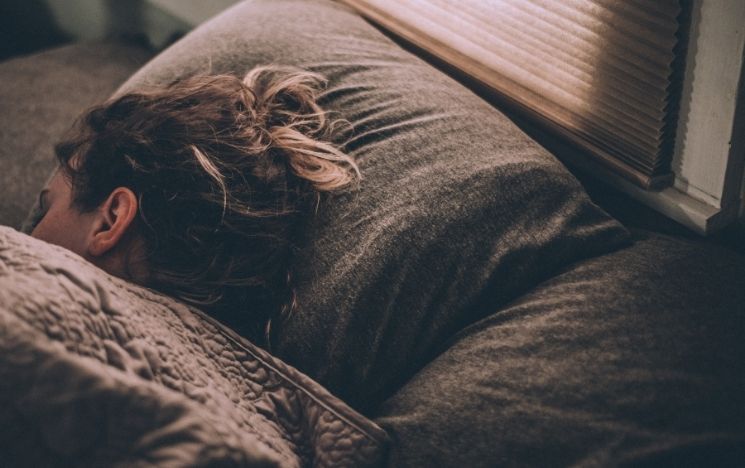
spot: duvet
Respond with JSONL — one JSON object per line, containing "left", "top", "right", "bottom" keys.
{"left": 0, "top": 226, "right": 388, "bottom": 467}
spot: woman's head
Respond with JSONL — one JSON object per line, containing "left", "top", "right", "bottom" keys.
{"left": 31, "top": 66, "right": 360, "bottom": 342}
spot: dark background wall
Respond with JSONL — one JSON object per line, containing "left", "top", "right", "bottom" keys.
{"left": 0, "top": 0, "right": 70, "bottom": 60}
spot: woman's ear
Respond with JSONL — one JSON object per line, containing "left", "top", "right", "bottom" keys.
{"left": 87, "top": 187, "right": 139, "bottom": 257}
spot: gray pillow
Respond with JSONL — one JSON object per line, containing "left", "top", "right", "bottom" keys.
{"left": 374, "top": 230, "right": 745, "bottom": 466}
{"left": 29, "top": 0, "right": 631, "bottom": 412}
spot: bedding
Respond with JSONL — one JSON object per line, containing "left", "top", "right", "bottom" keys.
{"left": 99, "top": 0, "right": 631, "bottom": 412}
{"left": 373, "top": 229, "right": 745, "bottom": 466}
{"left": 0, "top": 226, "right": 388, "bottom": 467}
{"left": 2, "top": 0, "right": 743, "bottom": 466}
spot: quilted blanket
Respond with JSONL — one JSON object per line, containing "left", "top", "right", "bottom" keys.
{"left": 0, "top": 226, "right": 388, "bottom": 467}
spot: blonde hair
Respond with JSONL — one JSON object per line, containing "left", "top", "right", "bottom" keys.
{"left": 55, "top": 65, "right": 360, "bottom": 345}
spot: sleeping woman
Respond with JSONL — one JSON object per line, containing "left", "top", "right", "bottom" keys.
{"left": 30, "top": 66, "right": 360, "bottom": 347}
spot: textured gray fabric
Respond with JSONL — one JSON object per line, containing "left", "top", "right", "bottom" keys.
{"left": 0, "top": 226, "right": 388, "bottom": 467}
{"left": 0, "top": 42, "right": 152, "bottom": 230}
{"left": 106, "top": 0, "right": 631, "bottom": 412}
{"left": 374, "top": 230, "right": 745, "bottom": 467}
{"left": 3, "top": 2, "right": 741, "bottom": 467}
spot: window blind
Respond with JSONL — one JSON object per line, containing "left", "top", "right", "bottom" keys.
{"left": 339, "top": 0, "right": 687, "bottom": 189}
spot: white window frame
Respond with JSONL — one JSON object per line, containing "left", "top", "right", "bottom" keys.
{"left": 594, "top": 0, "right": 745, "bottom": 235}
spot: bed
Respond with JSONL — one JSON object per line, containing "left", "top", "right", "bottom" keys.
{"left": 1, "top": 0, "right": 743, "bottom": 466}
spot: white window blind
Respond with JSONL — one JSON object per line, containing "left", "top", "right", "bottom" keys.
{"left": 339, "top": 0, "right": 687, "bottom": 189}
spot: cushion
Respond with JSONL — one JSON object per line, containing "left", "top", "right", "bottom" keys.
{"left": 0, "top": 226, "right": 388, "bottom": 467}
{"left": 0, "top": 41, "right": 152, "bottom": 230}
{"left": 373, "top": 230, "right": 745, "bottom": 466}
{"left": 25, "top": 0, "right": 630, "bottom": 412}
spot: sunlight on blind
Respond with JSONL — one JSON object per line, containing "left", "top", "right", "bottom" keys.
{"left": 339, "top": 0, "right": 685, "bottom": 189}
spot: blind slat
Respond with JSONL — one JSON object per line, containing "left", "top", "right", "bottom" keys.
{"left": 428, "top": 0, "right": 670, "bottom": 127}
{"left": 340, "top": 0, "right": 685, "bottom": 186}
{"left": 526, "top": 0, "right": 677, "bottom": 64}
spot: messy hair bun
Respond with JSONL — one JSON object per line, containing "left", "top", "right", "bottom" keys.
{"left": 242, "top": 66, "right": 359, "bottom": 191}
{"left": 55, "top": 65, "right": 360, "bottom": 344}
